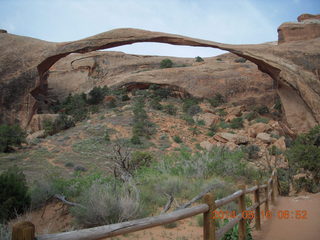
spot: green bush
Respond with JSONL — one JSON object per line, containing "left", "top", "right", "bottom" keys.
{"left": 43, "top": 114, "right": 75, "bottom": 136}
{"left": 131, "top": 135, "right": 142, "bottom": 145}
{"left": 164, "top": 222, "right": 178, "bottom": 228}
{"left": 131, "top": 151, "right": 154, "bottom": 169}
{"left": 286, "top": 125, "right": 320, "bottom": 192}
{"left": 274, "top": 98, "right": 282, "bottom": 113}
{"left": 154, "top": 88, "right": 171, "bottom": 99}
{"left": 254, "top": 105, "right": 269, "bottom": 115}
{"left": 59, "top": 93, "right": 88, "bottom": 121}
{"left": 0, "top": 167, "right": 30, "bottom": 222}
{"left": 230, "top": 117, "right": 243, "bottom": 129}
{"left": 71, "top": 182, "right": 142, "bottom": 227}
{"left": 207, "top": 125, "right": 218, "bottom": 137}
{"left": 245, "top": 145, "right": 260, "bottom": 160}
{"left": 234, "top": 57, "right": 247, "bottom": 63}
{"left": 277, "top": 168, "right": 290, "bottom": 196}
{"left": 182, "top": 98, "right": 200, "bottom": 115}
{"left": 209, "top": 93, "right": 225, "bottom": 107}
{"left": 195, "top": 56, "right": 204, "bottom": 62}
{"left": 255, "top": 118, "right": 269, "bottom": 124}
{"left": 160, "top": 59, "right": 173, "bottom": 68}
{"left": 0, "top": 124, "right": 25, "bottom": 153}
{"left": 181, "top": 115, "right": 195, "bottom": 125}
{"left": 244, "top": 112, "right": 257, "bottom": 121}
{"left": 163, "top": 104, "right": 177, "bottom": 115}
{"left": 121, "top": 94, "right": 130, "bottom": 101}
{"left": 150, "top": 97, "right": 163, "bottom": 110}
{"left": 132, "top": 98, "right": 156, "bottom": 137}
{"left": 87, "top": 86, "right": 108, "bottom": 105}
{"left": 173, "top": 136, "right": 183, "bottom": 143}
{"left": 197, "top": 120, "right": 205, "bottom": 126}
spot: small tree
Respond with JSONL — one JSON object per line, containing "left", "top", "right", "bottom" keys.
{"left": 87, "top": 86, "right": 108, "bottom": 105}
{"left": 160, "top": 59, "right": 173, "bottom": 68}
{"left": 0, "top": 124, "right": 25, "bottom": 152}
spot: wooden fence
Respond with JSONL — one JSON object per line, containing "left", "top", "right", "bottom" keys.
{"left": 12, "top": 170, "right": 279, "bottom": 240}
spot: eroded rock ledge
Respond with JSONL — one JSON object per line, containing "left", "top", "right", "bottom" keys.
{"left": 0, "top": 14, "right": 319, "bottom": 133}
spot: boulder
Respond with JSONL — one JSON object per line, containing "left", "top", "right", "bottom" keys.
{"left": 273, "top": 136, "right": 286, "bottom": 151}
{"left": 256, "top": 133, "right": 273, "bottom": 144}
{"left": 194, "top": 113, "right": 219, "bottom": 126}
{"left": 26, "top": 130, "right": 46, "bottom": 144}
{"left": 234, "top": 135, "right": 249, "bottom": 145}
{"left": 200, "top": 141, "right": 214, "bottom": 151}
{"left": 248, "top": 122, "right": 271, "bottom": 137}
{"left": 27, "top": 114, "right": 59, "bottom": 132}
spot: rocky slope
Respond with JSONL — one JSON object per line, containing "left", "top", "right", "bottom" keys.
{"left": 0, "top": 14, "right": 319, "bottom": 133}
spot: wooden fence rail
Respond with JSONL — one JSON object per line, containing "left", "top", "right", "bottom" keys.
{"left": 12, "top": 170, "right": 279, "bottom": 240}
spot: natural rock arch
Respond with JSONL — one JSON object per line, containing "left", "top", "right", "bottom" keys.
{"left": 1, "top": 28, "right": 319, "bottom": 133}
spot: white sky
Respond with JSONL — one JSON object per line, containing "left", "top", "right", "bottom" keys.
{"left": 0, "top": 0, "right": 319, "bottom": 57}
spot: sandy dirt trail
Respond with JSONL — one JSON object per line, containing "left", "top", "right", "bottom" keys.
{"left": 253, "top": 193, "right": 320, "bottom": 240}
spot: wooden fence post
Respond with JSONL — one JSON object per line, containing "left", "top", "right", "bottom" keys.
{"left": 238, "top": 185, "right": 246, "bottom": 240}
{"left": 12, "top": 221, "right": 35, "bottom": 240}
{"left": 254, "top": 181, "right": 261, "bottom": 231}
{"left": 203, "top": 193, "right": 216, "bottom": 240}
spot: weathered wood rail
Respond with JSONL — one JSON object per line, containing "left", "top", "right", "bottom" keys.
{"left": 12, "top": 170, "right": 279, "bottom": 240}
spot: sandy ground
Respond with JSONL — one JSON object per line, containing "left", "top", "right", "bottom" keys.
{"left": 253, "top": 193, "right": 320, "bottom": 240}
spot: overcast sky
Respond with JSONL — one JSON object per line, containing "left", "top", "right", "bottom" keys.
{"left": 1, "top": 0, "right": 319, "bottom": 57}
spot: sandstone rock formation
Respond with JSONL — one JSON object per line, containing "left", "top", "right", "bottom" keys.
{"left": 0, "top": 14, "right": 319, "bottom": 133}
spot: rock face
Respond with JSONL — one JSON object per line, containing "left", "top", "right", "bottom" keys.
{"left": 0, "top": 14, "right": 320, "bottom": 133}
{"left": 47, "top": 51, "right": 274, "bottom": 107}
{"left": 278, "top": 14, "right": 320, "bottom": 44}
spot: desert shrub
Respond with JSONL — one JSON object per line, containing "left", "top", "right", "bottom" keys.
{"left": 269, "top": 145, "right": 282, "bottom": 156}
{"left": 196, "top": 215, "right": 204, "bottom": 226}
{"left": 164, "top": 222, "right": 178, "bottom": 228}
{"left": 216, "top": 109, "right": 227, "bottom": 117}
{"left": 219, "top": 120, "right": 230, "bottom": 129}
{"left": 43, "top": 114, "right": 75, "bottom": 136}
{"left": 182, "top": 98, "right": 201, "bottom": 116}
{"left": 244, "top": 111, "right": 257, "bottom": 121}
{"left": 154, "top": 88, "right": 171, "bottom": 99}
{"left": 277, "top": 168, "right": 290, "bottom": 196}
{"left": 245, "top": 145, "right": 260, "bottom": 160}
{"left": 181, "top": 115, "right": 195, "bottom": 125}
{"left": 254, "top": 117, "right": 269, "bottom": 124}
{"left": 0, "top": 224, "right": 11, "bottom": 240}
{"left": 71, "top": 182, "right": 142, "bottom": 227}
{"left": 0, "top": 167, "right": 30, "bottom": 222}
{"left": 173, "top": 135, "right": 183, "bottom": 143}
{"left": 195, "top": 56, "right": 204, "bottom": 62}
{"left": 0, "top": 124, "right": 25, "bottom": 153}
{"left": 64, "top": 162, "right": 75, "bottom": 168}
{"left": 163, "top": 104, "right": 177, "bottom": 115}
{"left": 87, "top": 86, "right": 108, "bottom": 105}
{"left": 59, "top": 93, "right": 88, "bottom": 121}
{"left": 216, "top": 58, "right": 222, "bottom": 61}
{"left": 131, "top": 151, "right": 154, "bottom": 169}
{"left": 234, "top": 57, "right": 247, "bottom": 63}
{"left": 254, "top": 105, "right": 269, "bottom": 115}
{"left": 197, "top": 120, "right": 205, "bottom": 126}
{"left": 160, "top": 59, "right": 173, "bottom": 68}
{"left": 104, "top": 129, "right": 110, "bottom": 142}
{"left": 221, "top": 219, "right": 252, "bottom": 240}
{"left": 209, "top": 93, "right": 225, "bottom": 107}
{"left": 207, "top": 125, "right": 218, "bottom": 137}
{"left": 150, "top": 97, "right": 163, "bottom": 110}
{"left": 189, "top": 127, "right": 201, "bottom": 135}
{"left": 130, "top": 135, "right": 141, "bottom": 145}
{"left": 132, "top": 98, "right": 156, "bottom": 137}
{"left": 121, "top": 94, "right": 130, "bottom": 101}
{"left": 188, "top": 105, "right": 202, "bottom": 116}
{"left": 274, "top": 98, "right": 282, "bottom": 113}
{"left": 106, "top": 98, "right": 117, "bottom": 108}
{"left": 74, "top": 165, "right": 87, "bottom": 172}
{"left": 286, "top": 125, "right": 320, "bottom": 191}
{"left": 230, "top": 117, "right": 243, "bottom": 129}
